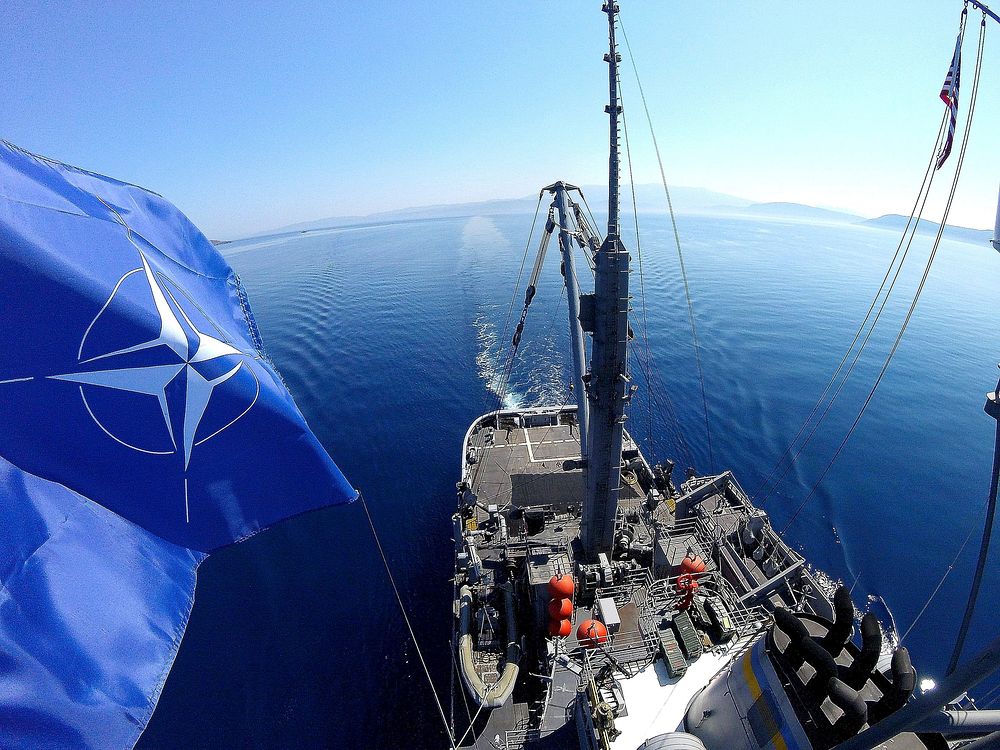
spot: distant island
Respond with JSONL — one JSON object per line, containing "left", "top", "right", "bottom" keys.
{"left": 858, "top": 214, "right": 991, "bottom": 245}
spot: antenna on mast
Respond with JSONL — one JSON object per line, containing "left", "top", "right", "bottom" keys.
{"left": 604, "top": 2, "right": 622, "bottom": 241}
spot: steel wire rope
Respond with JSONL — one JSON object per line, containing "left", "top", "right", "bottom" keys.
{"left": 618, "top": 71, "right": 656, "bottom": 460}
{"left": 620, "top": 115, "right": 694, "bottom": 470}
{"left": 752, "top": 106, "right": 950, "bottom": 504}
{"left": 753, "top": 8, "right": 965, "bottom": 503}
{"left": 756, "top": 108, "right": 950, "bottom": 506}
{"left": 977, "top": 678, "right": 1000, "bottom": 708}
{"left": 449, "top": 637, "right": 475, "bottom": 735}
{"left": 778, "top": 15, "right": 985, "bottom": 537}
{"left": 609, "top": 41, "right": 695, "bottom": 471}
{"left": 468, "top": 196, "right": 546, "bottom": 493}
{"left": 482, "top": 287, "right": 587, "bottom": 508}
{"left": 474, "top": 274, "right": 579, "bottom": 510}
{"left": 359, "top": 493, "right": 457, "bottom": 749}
{"left": 618, "top": 15, "right": 715, "bottom": 471}
{"left": 898, "top": 494, "right": 990, "bottom": 645}
{"left": 948, "top": 367, "right": 999, "bottom": 674}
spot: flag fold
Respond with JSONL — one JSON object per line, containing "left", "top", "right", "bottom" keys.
{"left": 0, "top": 141, "right": 357, "bottom": 749}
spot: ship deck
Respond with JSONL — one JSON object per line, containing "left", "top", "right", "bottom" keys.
{"left": 455, "top": 410, "right": 757, "bottom": 749}
{"left": 465, "top": 413, "right": 643, "bottom": 516}
{"left": 454, "top": 407, "right": 847, "bottom": 749}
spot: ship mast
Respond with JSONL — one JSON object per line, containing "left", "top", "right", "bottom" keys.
{"left": 580, "top": 1, "right": 630, "bottom": 561}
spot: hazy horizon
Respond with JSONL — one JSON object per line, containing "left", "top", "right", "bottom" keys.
{"left": 3, "top": 2, "right": 997, "bottom": 239}
{"left": 238, "top": 183, "right": 994, "bottom": 242}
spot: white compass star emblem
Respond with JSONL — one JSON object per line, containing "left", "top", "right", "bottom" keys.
{"left": 49, "top": 251, "right": 257, "bottom": 473}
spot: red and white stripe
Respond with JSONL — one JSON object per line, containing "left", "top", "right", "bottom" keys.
{"left": 936, "top": 35, "right": 962, "bottom": 170}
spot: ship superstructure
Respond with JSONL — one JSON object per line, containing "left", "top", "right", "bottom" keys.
{"left": 449, "top": 3, "right": 1000, "bottom": 750}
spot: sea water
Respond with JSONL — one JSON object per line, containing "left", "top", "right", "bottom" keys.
{"left": 139, "top": 212, "right": 1000, "bottom": 748}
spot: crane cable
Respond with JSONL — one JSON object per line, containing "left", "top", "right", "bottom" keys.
{"left": 618, "top": 15, "right": 715, "bottom": 470}
{"left": 468, "top": 195, "right": 546, "bottom": 493}
{"left": 778, "top": 11, "right": 986, "bottom": 537}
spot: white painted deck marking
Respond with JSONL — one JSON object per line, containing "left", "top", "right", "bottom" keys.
{"left": 522, "top": 429, "right": 581, "bottom": 463}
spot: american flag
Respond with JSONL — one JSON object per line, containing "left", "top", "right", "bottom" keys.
{"left": 936, "top": 34, "right": 962, "bottom": 170}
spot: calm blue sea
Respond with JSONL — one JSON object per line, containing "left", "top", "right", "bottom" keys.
{"left": 138, "top": 211, "right": 1000, "bottom": 749}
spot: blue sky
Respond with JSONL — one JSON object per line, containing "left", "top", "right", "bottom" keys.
{"left": 2, "top": 1, "right": 997, "bottom": 238}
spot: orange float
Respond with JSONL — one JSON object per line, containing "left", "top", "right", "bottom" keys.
{"left": 548, "top": 618, "right": 572, "bottom": 637}
{"left": 577, "top": 619, "right": 609, "bottom": 648}
{"left": 680, "top": 552, "right": 706, "bottom": 576}
{"left": 548, "top": 597, "right": 573, "bottom": 619}
{"left": 548, "top": 574, "right": 575, "bottom": 599}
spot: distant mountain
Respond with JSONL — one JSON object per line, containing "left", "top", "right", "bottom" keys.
{"left": 251, "top": 184, "right": 754, "bottom": 238}
{"left": 859, "top": 214, "right": 992, "bottom": 246}
{"left": 248, "top": 194, "right": 993, "bottom": 245}
{"left": 729, "top": 202, "right": 862, "bottom": 224}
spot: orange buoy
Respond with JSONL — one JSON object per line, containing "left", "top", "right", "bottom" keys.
{"left": 548, "top": 574, "right": 575, "bottom": 599}
{"left": 548, "top": 597, "right": 573, "bottom": 620}
{"left": 680, "top": 552, "right": 706, "bottom": 576}
{"left": 577, "top": 619, "right": 609, "bottom": 648}
{"left": 548, "top": 618, "right": 572, "bottom": 637}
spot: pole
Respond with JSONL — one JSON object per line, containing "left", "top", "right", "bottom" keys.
{"left": 912, "top": 709, "right": 1000, "bottom": 734}
{"left": 835, "top": 632, "right": 1000, "bottom": 750}
{"left": 552, "top": 183, "right": 590, "bottom": 457}
{"left": 991, "top": 183, "right": 999, "bottom": 252}
{"left": 946, "top": 378, "right": 1000, "bottom": 675}
{"left": 968, "top": 0, "right": 1000, "bottom": 26}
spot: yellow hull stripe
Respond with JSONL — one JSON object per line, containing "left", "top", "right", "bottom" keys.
{"left": 742, "top": 649, "right": 793, "bottom": 750}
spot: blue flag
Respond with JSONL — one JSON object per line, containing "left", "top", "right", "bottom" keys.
{"left": 0, "top": 141, "right": 357, "bottom": 749}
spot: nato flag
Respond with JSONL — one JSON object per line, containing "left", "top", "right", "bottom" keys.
{"left": 0, "top": 141, "right": 358, "bottom": 749}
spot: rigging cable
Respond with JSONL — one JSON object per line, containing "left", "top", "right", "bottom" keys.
{"left": 752, "top": 106, "right": 950, "bottom": 504}
{"left": 569, "top": 187, "right": 694, "bottom": 467}
{"left": 778, "top": 12, "right": 986, "bottom": 537}
{"left": 491, "top": 193, "right": 546, "bottom": 412}
{"left": 618, "top": 15, "right": 715, "bottom": 471}
{"left": 359, "top": 493, "right": 458, "bottom": 749}
{"left": 755, "top": 106, "right": 949, "bottom": 506}
{"left": 468, "top": 195, "right": 546, "bottom": 493}
{"left": 753, "top": 6, "right": 967, "bottom": 504}
{"left": 619, "top": 64, "right": 657, "bottom": 460}
{"left": 619, "top": 75, "right": 695, "bottom": 470}
{"left": 944, "top": 11, "right": 996, "bottom": 675}
{"left": 899, "top": 493, "right": 991, "bottom": 645}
